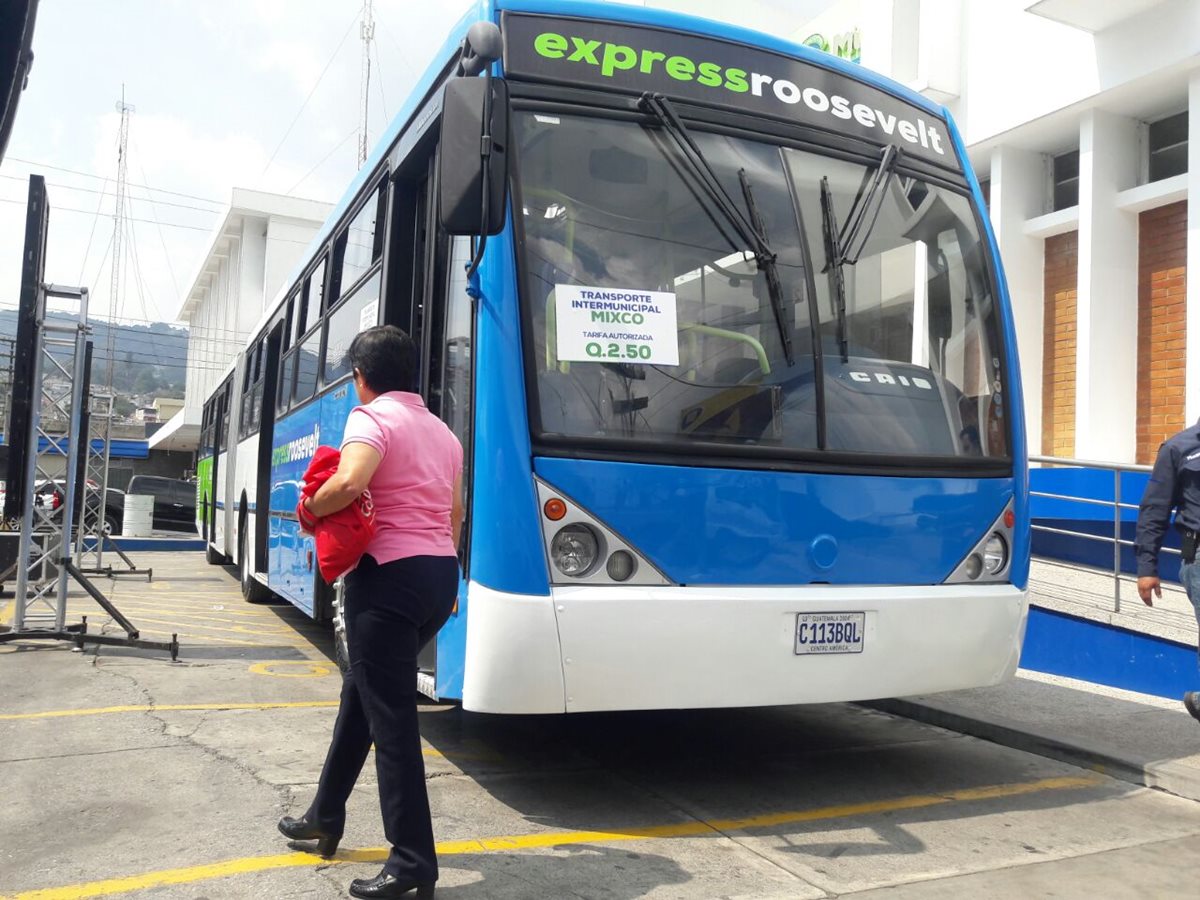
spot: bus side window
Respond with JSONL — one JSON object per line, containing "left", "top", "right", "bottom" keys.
{"left": 335, "top": 181, "right": 385, "bottom": 301}
{"left": 219, "top": 381, "right": 231, "bottom": 455}
{"left": 283, "top": 292, "right": 297, "bottom": 352}
{"left": 425, "top": 234, "right": 474, "bottom": 565}
{"left": 436, "top": 237, "right": 473, "bottom": 443}
{"left": 382, "top": 160, "right": 433, "bottom": 358}
{"left": 278, "top": 350, "right": 296, "bottom": 414}
{"left": 239, "top": 354, "right": 254, "bottom": 440}
{"left": 324, "top": 271, "right": 381, "bottom": 384}
{"left": 303, "top": 256, "right": 327, "bottom": 336}
{"left": 294, "top": 329, "right": 321, "bottom": 405}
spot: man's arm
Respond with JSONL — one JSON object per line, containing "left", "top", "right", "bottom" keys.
{"left": 1135, "top": 440, "right": 1179, "bottom": 605}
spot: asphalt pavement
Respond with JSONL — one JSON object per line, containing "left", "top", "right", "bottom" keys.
{"left": 1, "top": 552, "right": 1200, "bottom": 899}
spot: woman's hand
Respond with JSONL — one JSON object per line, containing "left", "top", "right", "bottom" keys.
{"left": 296, "top": 496, "right": 319, "bottom": 534}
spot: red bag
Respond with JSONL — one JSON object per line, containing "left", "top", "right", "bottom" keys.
{"left": 298, "top": 446, "right": 376, "bottom": 583}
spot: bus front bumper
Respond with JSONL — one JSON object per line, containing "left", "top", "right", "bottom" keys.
{"left": 461, "top": 582, "right": 1028, "bottom": 714}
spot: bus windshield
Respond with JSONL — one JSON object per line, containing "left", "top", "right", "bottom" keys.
{"left": 516, "top": 110, "right": 1008, "bottom": 462}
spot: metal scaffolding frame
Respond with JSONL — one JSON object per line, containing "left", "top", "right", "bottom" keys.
{"left": 74, "top": 382, "right": 152, "bottom": 580}
{"left": 0, "top": 282, "right": 176, "bottom": 658}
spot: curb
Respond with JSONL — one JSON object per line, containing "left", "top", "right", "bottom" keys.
{"left": 864, "top": 697, "right": 1200, "bottom": 804}
{"left": 81, "top": 537, "right": 204, "bottom": 552}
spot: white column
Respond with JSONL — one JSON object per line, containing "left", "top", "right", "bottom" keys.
{"left": 989, "top": 145, "right": 1047, "bottom": 455}
{"left": 1076, "top": 110, "right": 1139, "bottom": 462}
{"left": 1185, "top": 70, "right": 1200, "bottom": 424}
{"left": 239, "top": 217, "right": 267, "bottom": 325}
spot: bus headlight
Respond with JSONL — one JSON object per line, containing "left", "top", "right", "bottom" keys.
{"left": 982, "top": 533, "right": 1008, "bottom": 575}
{"left": 944, "top": 502, "right": 1017, "bottom": 584}
{"left": 551, "top": 524, "right": 600, "bottom": 577}
{"left": 606, "top": 550, "right": 636, "bottom": 582}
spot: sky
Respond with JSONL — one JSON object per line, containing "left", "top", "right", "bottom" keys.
{"left": 0, "top": 0, "right": 828, "bottom": 326}
{"left": 0, "top": 0, "right": 478, "bottom": 324}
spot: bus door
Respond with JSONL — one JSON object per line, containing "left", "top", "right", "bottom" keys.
{"left": 253, "top": 323, "right": 283, "bottom": 574}
{"left": 209, "top": 381, "right": 227, "bottom": 548}
{"left": 383, "top": 142, "right": 443, "bottom": 676}
{"left": 384, "top": 140, "right": 436, "bottom": 341}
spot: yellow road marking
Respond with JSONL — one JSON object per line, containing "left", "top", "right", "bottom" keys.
{"left": 96, "top": 602, "right": 285, "bottom": 620}
{"left": 117, "top": 607, "right": 316, "bottom": 628}
{"left": 0, "top": 701, "right": 339, "bottom": 721}
{"left": 247, "top": 661, "right": 333, "bottom": 678}
{"left": 93, "top": 607, "right": 297, "bottom": 630}
{"left": 0, "top": 600, "right": 13, "bottom": 625}
{"left": 109, "top": 615, "right": 299, "bottom": 640}
{"left": 4, "top": 774, "right": 1106, "bottom": 900}
{"left": 113, "top": 625, "right": 300, "bottom": 649}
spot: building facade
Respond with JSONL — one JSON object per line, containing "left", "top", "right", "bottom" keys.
{"left": 150, "top": 189, "right": 331, "bottom": 452}
{"left": 960, "top": 0, "right": 1199, "bottom": 464}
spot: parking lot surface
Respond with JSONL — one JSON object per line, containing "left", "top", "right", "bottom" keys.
{"left": 3, "top": 551, "right": 1200, "bottom": 898}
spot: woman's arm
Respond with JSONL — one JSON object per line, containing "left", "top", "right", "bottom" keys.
{"left": 451, "top": 471, "right": 464, "bottom": 550}
{"left": 304, "top": 442, "right": 382, "bottom": 518}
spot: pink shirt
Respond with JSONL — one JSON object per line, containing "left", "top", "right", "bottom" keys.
{"left": 341, "top": 391, "right": 463, "bottom": 563}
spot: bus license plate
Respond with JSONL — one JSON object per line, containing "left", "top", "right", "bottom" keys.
{"left": 795, "top": 612, "right": 865, "bottom": 655}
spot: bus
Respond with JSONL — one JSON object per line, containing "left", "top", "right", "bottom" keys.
{"left": 197, "top": 0, "right": 1029, "bottom": 714}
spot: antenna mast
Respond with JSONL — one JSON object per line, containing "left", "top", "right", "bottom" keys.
{"left": 81, "top": 90, "right": 139, "bottom": 575}
{"left": 357, "top": 0, "right": 375, "bottom": 168}
{"left": 108, "top": 90, "right": 133, "bottom": 387}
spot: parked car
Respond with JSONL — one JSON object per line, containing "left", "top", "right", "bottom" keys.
{"left": 125, "top": 475, "right": 197, "bottom": 533}
{"left": 33, "top": 479, "right": 125, "bottom": 536}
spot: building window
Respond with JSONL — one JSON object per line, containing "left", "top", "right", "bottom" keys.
{"left": 1052, "top": 150, "right": 1079, "bottom": 211}
{"left": 1149, "top": 111, "right": 1188, "bottom": 182}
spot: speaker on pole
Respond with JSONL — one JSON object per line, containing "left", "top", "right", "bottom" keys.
{"left": 4, "top": 173, "right": 48, "bottom": 525}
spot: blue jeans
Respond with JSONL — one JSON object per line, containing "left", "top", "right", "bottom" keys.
{"left": 1175, "top": 562, "right": 1200, "bottom": 668}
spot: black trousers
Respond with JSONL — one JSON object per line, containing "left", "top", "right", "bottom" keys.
{"left": 307, "top": 554, "right": 458, "bottom": 881}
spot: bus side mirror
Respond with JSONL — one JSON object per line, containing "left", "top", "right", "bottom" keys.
{"left": 439, "top": 74, "right": 509, "bottom": 236}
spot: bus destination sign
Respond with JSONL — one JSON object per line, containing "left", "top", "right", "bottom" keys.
{"left": 501, "top": 13, "right": 957, "bottom": 170}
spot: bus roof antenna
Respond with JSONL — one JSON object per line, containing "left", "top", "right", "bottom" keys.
{"left": 458, "top": 21, "right": 502, "bottom": 77}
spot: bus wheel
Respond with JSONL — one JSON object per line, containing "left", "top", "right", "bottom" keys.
{"left": 332, "top": 578, "right": 350, "bottom": 674}
{"left": 205, "top": 542, "right": 224, "bottom": 565}
{"left": 239, "top": 525, "right": 269, "bottom": 604}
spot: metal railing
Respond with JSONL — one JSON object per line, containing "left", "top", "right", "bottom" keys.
{"left": 1029, "top": 454, "right": 1172, "bottom": 614}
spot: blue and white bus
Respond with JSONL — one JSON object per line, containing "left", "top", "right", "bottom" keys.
{"left": 200, "top": 0, "right": 1029, "bottom": 714}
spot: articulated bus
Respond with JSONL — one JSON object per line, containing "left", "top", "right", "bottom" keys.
{"left": 197, "top": 0, "right": 1029, "bottom": 713}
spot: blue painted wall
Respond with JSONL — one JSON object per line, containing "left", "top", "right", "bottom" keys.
{"left": 1030, "top": 466, "right": 1180, "bottom": 582}
{"left": 1023, "top": 606, "right": 1197, "bottom": 700}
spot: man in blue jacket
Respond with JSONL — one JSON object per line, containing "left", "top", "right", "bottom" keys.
{"left": 1135, "top": 421, "right": 1200, "bottom": 724}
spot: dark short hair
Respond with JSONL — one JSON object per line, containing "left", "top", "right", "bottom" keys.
{"left": 348, "top": 325, "right": 416, "bottom": 393}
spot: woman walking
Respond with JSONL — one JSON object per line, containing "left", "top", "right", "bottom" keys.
{"left": 279, "top": 325, "right": 463, "bottom": 900}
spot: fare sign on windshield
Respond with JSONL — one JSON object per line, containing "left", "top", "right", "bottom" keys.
{"left": 501, "top": 13, "right": 957, "bottom": 170}
{"left": 554, "top": 284, "right": 679, "bottom": 366}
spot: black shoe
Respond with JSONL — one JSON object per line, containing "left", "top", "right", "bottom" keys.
{"left": 1185, "top": 692, "right": 1200, "bottom": 724}
{"left": 348, "top": 870, "right": 435, "bottom": 899}
{"left": 277, "top": 815, "right": 341, "bottom": 857}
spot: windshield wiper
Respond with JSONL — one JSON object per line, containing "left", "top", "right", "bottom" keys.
{"left": 738, "top": 170, "right": 794, "bottom": 367}
{"left": 819, "top": 176, "right": 850, "bottom": 362}
{"left": 820, "top": 145, "right": 902, "bottom": 361}
{"left": 638, "top": 92, "right": 794, "bottom": 366}
{"left": 841, "top": 144, "right": 901, "bottom": 265}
